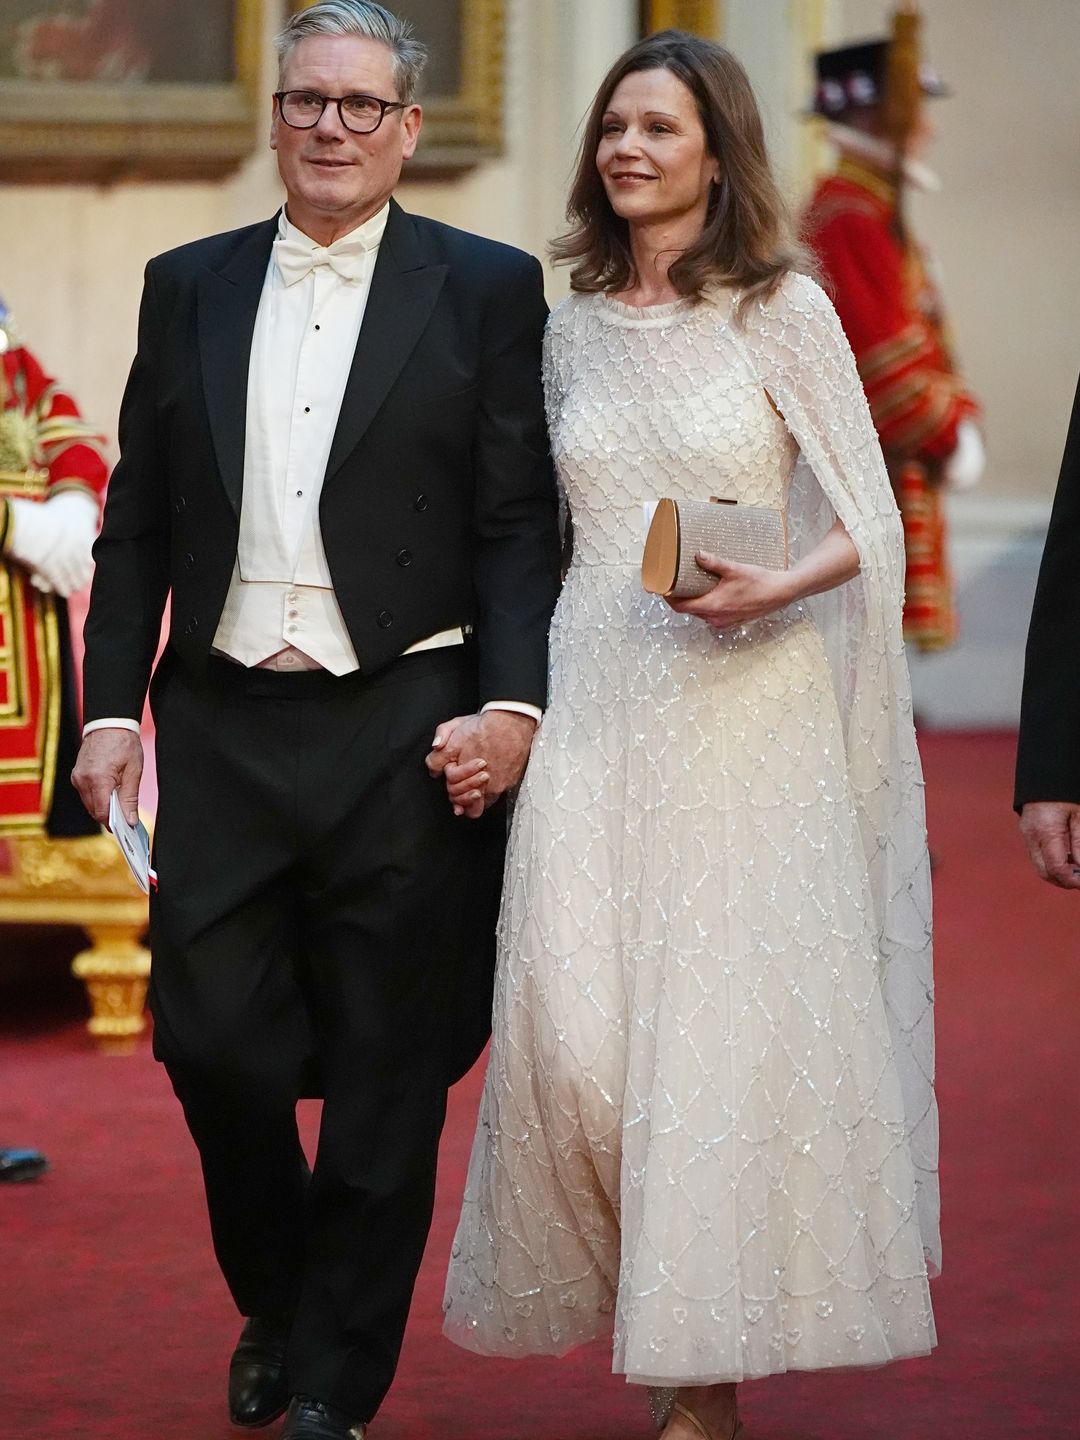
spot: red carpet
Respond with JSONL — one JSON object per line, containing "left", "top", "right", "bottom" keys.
{"left": 2, "top": 732, "right": 1077, "bottom": 1439}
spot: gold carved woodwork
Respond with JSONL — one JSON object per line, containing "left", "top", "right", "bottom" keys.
{"left": 641, "top": 0, "right": 723, "bottom": 36}
{"left": 0, "top": 833, "right": 150, "bottom": 1055}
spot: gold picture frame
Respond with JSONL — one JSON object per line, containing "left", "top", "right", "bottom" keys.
{"left": 0, "top": 0, "right": 263, "bottom": 183}
{"left": 289, "top": 0, "right": 505, "bottom": 172}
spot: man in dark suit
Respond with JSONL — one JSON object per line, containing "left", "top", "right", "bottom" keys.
{"left": 1016, "top": 373, "right": 1080, "bottom": 891}
{"left": 71, "top": 4, "right": 560, "bottom": 1437}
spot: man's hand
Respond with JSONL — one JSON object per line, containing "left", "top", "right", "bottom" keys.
{"left": 1019, "top": 802, "right": 1080, "bottom": 890}
{"left": 426, "top": 711, "right": 537, "bottom": 819}
{"left": 72, "top": 728, "right": 144, "bottom": 827}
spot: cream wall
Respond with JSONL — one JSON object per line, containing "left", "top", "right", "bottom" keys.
{"left": 723, "top": 0, "right": 830, "bottom": 192}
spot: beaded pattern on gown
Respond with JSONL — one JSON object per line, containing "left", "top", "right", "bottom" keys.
{"left": 444, "top": 276, "right": 937, "bottom": 1385}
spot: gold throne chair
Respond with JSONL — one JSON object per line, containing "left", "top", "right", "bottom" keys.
{"left": 0, "top": 832, "right": 150, "bottom": 1054}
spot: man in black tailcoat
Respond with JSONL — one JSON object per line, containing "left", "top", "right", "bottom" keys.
{"left": 1016, "top": 373, "right": 1080, "bottom": 892}
{"left": 71, "top": 4, "right": 560, "bottom": 1437}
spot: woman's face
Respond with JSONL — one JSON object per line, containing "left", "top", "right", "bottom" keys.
{"left": 597, "top": 66, "right": 720, "bottom": 231}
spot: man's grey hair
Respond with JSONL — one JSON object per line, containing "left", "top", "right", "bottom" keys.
{"left": 274, "top": 1, "right": 428, "bottom": 104}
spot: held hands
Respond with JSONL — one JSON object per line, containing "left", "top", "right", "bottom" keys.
{"left": 71, "top": 728, "right": 143, "bottom": 827}
{"left": 667, "top": 551, "right": 795, "bottom": 629}
{"left": 426, "top": 711, "right": 537, "bottom": 819}
{"left": 1019, "top": 802, "right": 1080, "bottom": 891}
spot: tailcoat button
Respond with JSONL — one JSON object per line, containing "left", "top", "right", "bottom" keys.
{"left": 183, "top": 553, "right": 194, "bottom": 569}
{"left": 174, "top": 496, "right": 186, "bottom": 515}
{"left": 413, "top": 494, "right": 429, "bottom": 512}
{"left": 185, "top": 616, "right": 199, "bottom": 635}
{"left": 396, "top": 548, "right": 413, "bottom": 567}
{"left": 377, "top": 609, "right": 394, "bottom": 629}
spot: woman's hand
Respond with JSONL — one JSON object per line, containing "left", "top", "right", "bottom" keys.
{"left": 426, "top": 711, "right": 538, "bottom": 818}
{"left": 668, "top": 519, "right": 861, "bottom": 631}
{"left": 667, "top": 552, "right": 796, "bottom": 630}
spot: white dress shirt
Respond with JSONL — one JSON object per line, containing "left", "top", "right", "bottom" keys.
{"left": 84, "top": 206, "right": 539, "bottom": 735}
{"left": 215, "top": 204, "right": 390, "bottom": 673}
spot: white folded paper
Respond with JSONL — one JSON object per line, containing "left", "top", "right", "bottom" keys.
{"left": 108, "top": 789, "right": 156, "bottom": 894}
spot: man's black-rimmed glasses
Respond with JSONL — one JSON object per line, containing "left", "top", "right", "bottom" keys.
{"left": 275, "top": 90, "right": 406, "bottom": 135}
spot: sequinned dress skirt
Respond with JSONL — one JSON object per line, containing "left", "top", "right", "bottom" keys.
{"left": 444, "top": 561, "right": 936, "bottom": 1384}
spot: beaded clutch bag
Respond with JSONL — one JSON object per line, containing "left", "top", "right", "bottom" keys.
{"left": 641, "top": 496, "right": 788, "bottom": 599}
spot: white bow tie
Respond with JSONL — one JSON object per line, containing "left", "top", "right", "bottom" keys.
{"left": 273, "top": 233, "right": 375, "bottom": 286}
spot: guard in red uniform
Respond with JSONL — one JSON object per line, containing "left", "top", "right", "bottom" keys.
{"left": 0, "top": 296, "right": 107, "bottom": 836}
{"left": 804, "top": 12, "right": 983, "bottom": 651}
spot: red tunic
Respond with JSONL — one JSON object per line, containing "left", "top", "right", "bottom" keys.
{"left": 0, "top": 335, "right": 107, "bottom": 835}
{"left": 804, "top": 156, "right": 980, "bottom": 651}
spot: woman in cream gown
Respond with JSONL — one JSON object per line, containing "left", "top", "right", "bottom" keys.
{"left": 442, "top": 31, "right": 938, "bottom": 1440}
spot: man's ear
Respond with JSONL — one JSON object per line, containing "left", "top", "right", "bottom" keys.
{"left": 401, "top": 103, "right": 423, "bottom": 162}
{"left": 270, "top": 94, "right": 281, "bottom": 151}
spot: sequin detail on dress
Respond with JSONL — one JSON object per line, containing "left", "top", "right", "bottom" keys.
{"left": 444, "top": 277, "right": 937, "bottom": 1385}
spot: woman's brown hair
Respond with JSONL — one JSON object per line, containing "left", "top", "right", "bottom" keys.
{"left": 552, "top": 30, "right": 811, "bottom": 317}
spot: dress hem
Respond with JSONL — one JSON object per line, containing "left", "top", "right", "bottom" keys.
{"left": 443, "top": 1322, "right": 937, "bottom": 1383}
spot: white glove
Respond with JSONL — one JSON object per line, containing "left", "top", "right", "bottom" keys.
{"left": 6, "top": 490, "right": 100, "bottom": 597}
{"left": 943, "top": 419, "right": 986, "bottom": 493}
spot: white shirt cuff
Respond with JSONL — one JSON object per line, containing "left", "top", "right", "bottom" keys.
{"left": 481, "top": 701, "right": 542, "bottom": 724}
{"left": 83, "top": 717, "right": 141, "bottom": 738}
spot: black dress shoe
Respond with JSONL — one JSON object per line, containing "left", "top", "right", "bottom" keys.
{"left": 0, "top": 1147, "right": 50, "bottom": 1183}
{"left": 228, "top": 1315, "right": 291, "bottom": 1428}
{"left": 282, "top": 1395, "right": 367, "bottom": 1439}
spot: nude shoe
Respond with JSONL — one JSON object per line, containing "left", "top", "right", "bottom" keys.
{"left": 666, "top": 1401, "right": 743, "bottom": 1440}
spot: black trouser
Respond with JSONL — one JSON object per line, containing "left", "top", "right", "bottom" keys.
{"left": 48, "top": 598, "right": 101, "bottom": 837}
{"left": 147, "top": 646, "right": 504, "bottom": 1418}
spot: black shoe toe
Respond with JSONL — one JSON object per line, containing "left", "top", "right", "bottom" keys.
{"left": 0, "top": 1147, "right": 50, "bottom": 1183}
{"left": 282, "top": 1395, "right": 367, "bottom": 1439}
{"left": 228, "top": 1315, "right": 291, "bottom": 1428}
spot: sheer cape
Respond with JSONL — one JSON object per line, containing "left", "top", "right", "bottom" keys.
{"left": 734, "top": 272, "right": 939, "bottom": 1273}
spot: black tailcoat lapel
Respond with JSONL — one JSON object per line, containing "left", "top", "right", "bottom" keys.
{"left": 196, "top": 217, "right": 279, "bottom": 516}
{"left": 323, "top": 199, "right": 447, "bottom": 487}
